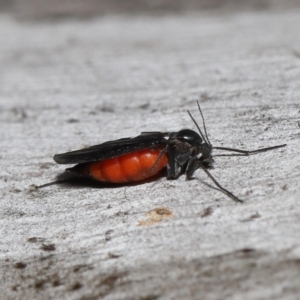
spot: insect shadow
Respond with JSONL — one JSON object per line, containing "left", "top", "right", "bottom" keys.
{"left": 38, "top": 169, "right": 167, "bottom": 189}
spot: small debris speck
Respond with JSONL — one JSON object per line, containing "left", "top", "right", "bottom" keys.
{"left": 41, "top": 243, "right": 56, "bottom": 251}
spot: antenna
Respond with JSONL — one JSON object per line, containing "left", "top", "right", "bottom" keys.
{"left": 187, "top": 100, "right": 212, "bottom": 145}
{"left": 196, "top": 100, "right": 211, "bottom": 145}
{"left": 188, "top": 100, "right": 287, "bottom": 202}
{"left": 213, "top": 144, "right": 286, "bottom": 155}
{"left": 187, "top": 110, "right": 207, "bottom": 144}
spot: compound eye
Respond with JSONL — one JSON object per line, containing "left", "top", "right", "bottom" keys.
{"left": 176, "top": 129, "right": 202, "bottom": 146}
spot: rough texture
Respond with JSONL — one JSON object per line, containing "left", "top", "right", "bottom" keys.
{"left": 1, "top": 8, "right": 300, "bottom": 300}
{"left": 3, "top": 0, "right": 300, "bottom": 19}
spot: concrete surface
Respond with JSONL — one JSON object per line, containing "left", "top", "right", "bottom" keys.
{"left": 0, "top": 0, "right": 299, "bottom": 20}
{"left": 0, "top": 8, "right": 300, "bottom": 300}
{"left": 4, "top": 0, "right": 300, "bottom": 19}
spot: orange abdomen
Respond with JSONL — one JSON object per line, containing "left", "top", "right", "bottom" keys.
{"left": 86, "top": 148, "right": 168, "bottom": 183}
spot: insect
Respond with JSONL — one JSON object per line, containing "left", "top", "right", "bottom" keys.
{"left": 52, "top": 102, "right": 286, "bottom": 202}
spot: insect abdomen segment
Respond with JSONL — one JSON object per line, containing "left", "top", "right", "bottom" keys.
{"left": 68, "top": 148, "right": 168, "bottom": 183}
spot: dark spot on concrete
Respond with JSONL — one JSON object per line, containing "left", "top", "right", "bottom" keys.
{"left": 240, "top": 212, "right": 261, "bottom": 222}
{"left": 107, "top": 252, "right": 121, "bottom": 259}
{"left": 11, "top": 284, "right": 19, "bottom": 291}
{"left": 11, "top": 107, "right": 27, "bottom": 121}
{"left": 200, "top": 92, "right": 213, "bottom": 102}
{"left": 70, "top": 282, "right": 82, "bottom": 290}
{"left": 5, "top": 210, "right": 26, "bottom": 217}
{"left": 199, "top": 206, "right": 213, "bottom": 218}
{"left": 239, "top": 248, "right": 256, "bottom": 254}
{"left": 138, "top": 296, "right": 160, "bottom": 300}
{"left": 105, "top": 229, "right": 113, "bottom": 241}
{"left": 67, "top": 118, "right": 80, "bottom": 123}
{"left": 92, "top": 104, "right": 115, "bottom": 113}
{"left": 138, "top": 102, "right": 150, "bottom": 109}
{"left": 35, "top": 279, "right": 46, "bottom": 289}
{"left": 73, "top": 264, "right": 93, "bottom": 272}
{"left": 41, "top": 243, "right": 56, "bottom": 251}
{"left": 10, "top": 187, "right": 21, "bottom": 193}
{"left": 293, "top": 50, "right": 300, "bottom": 58}
{"left": 14, "top": 262, "right": 27, "bottom": 269}
{"left": 52, "top": 279, "right": 61, "bottom": 287}
{"left": 97, "top": 273, "right": 125, "bottom": 289}
{"left": 287, "top": 258, "right": 300, "bottom": 265}
{"left": 115, "top": 211, "right": 129, "bottom": 217}
{"left": 39, "top": 254, "right": 55, "bottom": 261}
{"left": 27, "top": 237, "right": 46, "bottom": 243}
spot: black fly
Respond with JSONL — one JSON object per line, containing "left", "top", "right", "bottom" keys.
{"left": 52, "top": 101, "right": 286, "bottom": 202}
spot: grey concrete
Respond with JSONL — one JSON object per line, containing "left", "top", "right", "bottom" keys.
{"left": 0, "top": 9, "right": 300, "bottom": 300}
{"left": 4, "top": 0, "right": 300, "bottom": 19}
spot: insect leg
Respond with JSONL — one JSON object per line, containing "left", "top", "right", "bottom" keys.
{"left": 186, "top": 156, "right": 242, "bottom": 202}
{"left": 150, "top": 146, "right": 168, "bottom": 173}
{"left": 166, "top": 146, "right": 182, "bottom": 179}
{"left": 185, "top": 156, "right": 199, "bottom": 179}
{"left": 197, "top": 163, "right": 243, "bottom": 202}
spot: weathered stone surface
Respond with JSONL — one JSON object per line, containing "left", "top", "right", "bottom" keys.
{"left": 0, "top": 8, "right": 299, "bottom": 300}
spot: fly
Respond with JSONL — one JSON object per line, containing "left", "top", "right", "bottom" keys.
{"left": 48, "top": 102, "right": 286, "bottom": 202}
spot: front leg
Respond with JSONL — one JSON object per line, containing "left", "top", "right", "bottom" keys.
{"left": 185, "top": 156, "right": 214, "bottom": 180}
{"left": 166, "top": 146, "right": 182, "bottom": 179}
{"left": 185, "top": 156, "right": 199, "bottom": 180}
